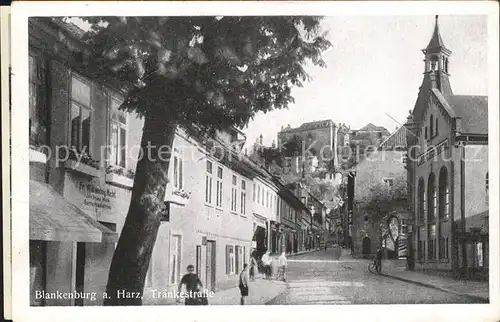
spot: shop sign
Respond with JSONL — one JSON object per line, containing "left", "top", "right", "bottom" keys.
{"left": 77, "top": 181, "right": 117, "bottom": 210}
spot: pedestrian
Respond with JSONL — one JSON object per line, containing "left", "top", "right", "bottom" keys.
{"left": 177, "top": 264, "right": 206, "bottom": 305}
{"left": 249, "top": 252, "right": 258, "bottom": 281}
{"left": 261, "top": 251, "right": 272, "bottom": 280}
{"left": 375, "top": 247, "right": 382, "bottom": 273}
{"left": 277, "top": 251, "right": 288, "bottom": 282}
{"left": 239, "top": 263, "right": 249, "bottom": 305}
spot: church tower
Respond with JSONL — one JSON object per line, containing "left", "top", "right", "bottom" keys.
{"left": 421, "top": 15, "right": 453, "bottom": 95}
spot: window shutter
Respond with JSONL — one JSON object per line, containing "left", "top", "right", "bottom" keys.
{"left": 49, "top": 61, "right": 70, "bottom": 148}
{"left": 92, "top": 87, "right": 108, "bottom": 160}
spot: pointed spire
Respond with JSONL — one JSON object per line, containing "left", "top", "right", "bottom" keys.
{"left": 426, "top": 15, "right": 446, "bottom": 50}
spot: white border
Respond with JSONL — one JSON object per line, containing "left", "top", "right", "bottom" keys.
{"left": 10, "top": 2, "right": 499, "bottom": 322}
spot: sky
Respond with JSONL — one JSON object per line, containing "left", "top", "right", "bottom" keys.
{"left": 242, "top": 15, "right": 488, "bottom": 149}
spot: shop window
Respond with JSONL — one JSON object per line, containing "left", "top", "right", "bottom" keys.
{"left": 205, "top": 161, "right": 213, "bottom": 204}
{"left": 231, "top": 175, "right": 238, "bottom": 213}
{"left": 428, "top": 224, "right": 436, "bottom": 260}
{"left": 29, "top": 55, "right": 47, "bottom": 147}
{"left": 216, "top": 167, "right": 223, "bottom": 208}
{"left": 109, "top": 97, "right": 127, "bottom": 168}
{"left": 170, "top": 235, "right": 182, "bottom": 284}
{"left": 240, "top": 180, "right": 246, "bottom": 215}
{"left": 70, "top": 74, "right": 92, "bottom": 154}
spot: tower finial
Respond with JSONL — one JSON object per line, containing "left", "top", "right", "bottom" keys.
{"left": 435, "top": 15, "right": 438, "bottom": 21}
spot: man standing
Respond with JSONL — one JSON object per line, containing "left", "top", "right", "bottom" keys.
{"left": 375, "top": 247, "right": 382, "bottom": 273}
{"left": 177, "top": 264, "right": 205, "bottom": 305}
{"left": 278, "top": 251, "right": 288, "bottom": 282}
{"left": 261, "top": 251, "right": 271, "bottom": 280}
{"left": 239, "top": 264, "right": 249, "bottom": 305}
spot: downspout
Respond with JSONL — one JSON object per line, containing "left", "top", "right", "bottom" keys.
{"left": 460, "top": 140, "right": 466, "bottom": 276}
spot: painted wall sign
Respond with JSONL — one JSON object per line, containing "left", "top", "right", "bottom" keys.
{"left": 77, "top": 181, "right": 117, "bottom": 210}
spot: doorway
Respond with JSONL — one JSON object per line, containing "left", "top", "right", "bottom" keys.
{"left": 206, "top": 240, "right": 216, "bottom": 292}
{"left": 362, "top": 237, "right": 371, "bottom": 258}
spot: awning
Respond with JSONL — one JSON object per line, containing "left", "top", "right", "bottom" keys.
{"left": 30, "top": 180, "right": 118, "bottom": 243}
{"left": 252, "top": 213, "right": 267, "bottom": 229}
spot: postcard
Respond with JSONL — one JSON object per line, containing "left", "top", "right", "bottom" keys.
{"left": 7, "top": 1, "right": 499, "bottom": 322}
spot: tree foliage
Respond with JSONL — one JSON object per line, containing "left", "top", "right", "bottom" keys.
{"left": 356, "top": 175, "right": 408, "bottom": 244}
{"left": 79, "top": 16, "right": 331, "bottom": 135}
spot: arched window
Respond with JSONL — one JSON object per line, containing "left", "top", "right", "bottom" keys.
{"left": 439, "top": 167, "right": 449, "bottom": 220}
{"left": 427, "top": 172, "right": 437, "bottom": 259}
{"left": 418, "top": 178, "right": 425, "bottom": 224}
{"left": 427, "top": 173, "right": 436, "bottom": 222}
{"left": 430, "top": 115, "right": 434, "bottom": 139}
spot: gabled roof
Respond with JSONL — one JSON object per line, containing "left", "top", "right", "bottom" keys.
{"left": 445, "top": 95, "right": 488, "bottom": 135}
{"left": 298, "top": 119, "right": 334, "bottom": 130}
{"left": 379, "top": 125, "right": 408, "bottom": 149}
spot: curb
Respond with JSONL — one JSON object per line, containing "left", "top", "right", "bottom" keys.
{"left": 380, "top": 272, "right": 489, "bottom": 303}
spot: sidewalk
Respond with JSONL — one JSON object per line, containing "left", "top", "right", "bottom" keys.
{"left": 380, "top": 266, "right": 489, "bottom": 302}
{"left": 143, "top": 277, "right": 287, "bottom": 305}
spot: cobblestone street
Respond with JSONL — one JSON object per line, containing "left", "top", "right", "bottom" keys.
{"left": 269, "top": 248, "right": 485, "bottom": 304}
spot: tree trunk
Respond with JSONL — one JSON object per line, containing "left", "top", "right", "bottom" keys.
{"left": 104, "top": 110, "right": 177, "bottom": 306}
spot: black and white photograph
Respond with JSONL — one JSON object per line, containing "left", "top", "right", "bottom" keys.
{"left": 7, "top": 2, "right": 500, "bottom": 322}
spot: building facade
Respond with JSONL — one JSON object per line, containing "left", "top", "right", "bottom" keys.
{"left": 405, "top": 16, "right": 488, "bottom": 279}
{"left": 351, "top": 126, "right": 411, "bottom": 258}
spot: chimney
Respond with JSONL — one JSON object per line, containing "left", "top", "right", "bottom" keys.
{"left": 259, "top": 134, "right": 263, "bottom": 145}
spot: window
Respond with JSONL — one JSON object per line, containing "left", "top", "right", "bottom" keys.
{"left": 435, "top": 118, "right": 439, "bottom": 136}
{"left": 29, "top": 55, "right": 46, "bottom": 147}
{"left": 170, "top": 235, "right": 182, "bottom": 284}
{"left": 417, "top": 227, "right": 423, "bottom": 261}
{"left": 401, "top": 219, "right": 409, "bottom": 234}
{"left": 428, "top": 224, "right": 436, "bottom": 260}
{"left": 261, "top": 187, "right": 265, "bottom": 206}
{"left": 240, "top": 180, "right": 246, "bottom": 215}
{"left": 383, "top": 178, "right": 394, "bottom": 187}
{"left": 226, "top": 245, "right": 235, "bottom": 275}
{"left": 205, "top": 161, "right": 213, "bottom": 204}
{"left": 257, "top": 185, "right": 261, "bottom": 204}
{"left": 231, "top": 175, "right": 237, "bottom": 213}
{"left": 427, "top": 173, "right": 436, "bottom": 222}
{"left": 253, "top": 183, "right": 256, "bottom": 202}
{"left": 439, "top": 167, "right": 449, "bottom": 220}
{"left": 235, "top": 246, "right": 243, "bottom": 273}
{"left": 109, "top": 98, "right": 127, "bottom": 168}
{"left": 172, "top": 155, "right": 184, "bottom": 190}
{"left": 424, "top": 127, "right": 428, "bottom": 140}
{"left": 266, "top": 191, "right": 270, "bottom": 208}
{"left": 486, "top": 172, "right": 489, "bottom": 204}
{"left": 430, "top": 115, "right": 434, "bottom": 138}
{"left": 70, "top": 75, "right": 92, "bottom": 154}
{"left": 215, "top": 167, "right": 223, "bottom": 208}
{"left": 418, "top": 178, "right": 425, "bottom": 224}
